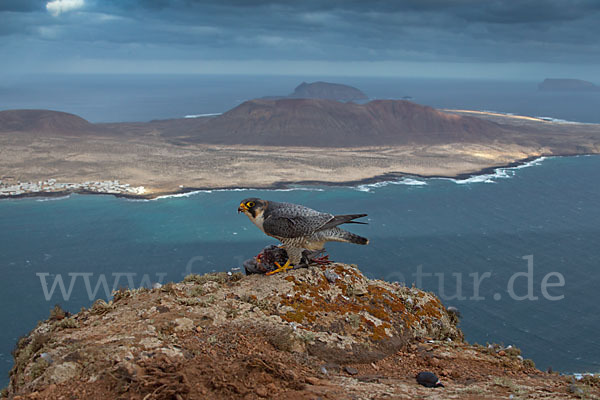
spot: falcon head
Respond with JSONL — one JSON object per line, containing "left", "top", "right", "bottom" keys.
{"left": 238, "top": 198, "right": 268, "bottom": 220}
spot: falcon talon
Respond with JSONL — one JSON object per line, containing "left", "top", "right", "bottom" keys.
{"left": 265, "top": 260, "right": 294, "bottom": 275}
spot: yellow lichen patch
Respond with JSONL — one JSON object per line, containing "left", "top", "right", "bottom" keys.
{"left": 365, "top": 285, "right": 409, "bottom": 321}
{"left": 275, "top": 269, "right": 427, "bottom": 342}
{"left": 366, "top": 304, "right": 391, "bottom": 322}
{"left": 401, "top": 312, "right": 418, "bottom": 329}
{"left": 371, "top": 322, "right": 392, "bottom": 341}
{"left": 332, "top": 264, "right": 362, "bottom": 282}
{"left": 360, "top": 315, "right": 393, "bottom": 341}
{"left": 415, "top": 299, "right": 443, "bottom": 320}
{"left": 283, "top": 310, "right": 307, "bottom": 323}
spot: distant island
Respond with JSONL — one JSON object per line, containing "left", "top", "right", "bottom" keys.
{"left": 1, "top": 87, "right": 600, "bottom": 198}
{"left": 181, "top": 98, "right": 504, "bottom": 147}
{"left": 263, "top": 81, "right": 368, "bottom": 102}
{"left": 538, "top": 78, "right": 600, "bottom": 92}
{"left": 0, "top": 99, "right": 505, "bottom": 148}
{"left": 289, "top": 81, "right": 368, "bottom": 101}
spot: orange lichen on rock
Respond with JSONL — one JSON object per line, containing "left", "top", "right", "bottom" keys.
{"left": 274, "top": 264, "right": 460, "bottom": 347}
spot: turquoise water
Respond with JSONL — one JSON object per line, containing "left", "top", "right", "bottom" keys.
{"left": 1, "top": 155, "right": 599, "bottom": 385}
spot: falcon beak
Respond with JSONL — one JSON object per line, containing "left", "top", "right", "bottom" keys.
{"left": 238, "top": 203, "right": 248, "bottom": 213}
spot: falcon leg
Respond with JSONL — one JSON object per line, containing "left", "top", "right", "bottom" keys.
{"left": 303, "top": 249, "right": 329, "bottom": 265}
{"left": 265, "top": 259, "right": 294, "bottom": 275}
{"left": 265, "top": 247, "right": 303, "bottom": 275}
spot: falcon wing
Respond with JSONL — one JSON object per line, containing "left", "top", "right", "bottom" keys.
{"left": 319, "top": 214, "right": 367, "bottom": 230}
{"left": 263, "top": 211, "right": 333, "bottom": 238}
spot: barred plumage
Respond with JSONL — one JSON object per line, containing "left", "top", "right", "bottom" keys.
{"left": 238, "top": 198, "right": 369, "bottom": 267}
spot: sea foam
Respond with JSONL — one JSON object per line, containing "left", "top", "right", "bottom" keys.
{"left": 151, "top": 186, "right": 324, "bottom": 200}
{"left": 152, "top": 190, "right": 212, "bottom": 200}
{"left": 354, "top": 177, "right": 427, "bottom": 193}
{"left": 444, "top": 157, "right": 548, "bottom": 184}
{"left": 352, "top": 157, "right": 549, "bottom": 192}
{"left": 35, "top": 195, "right": 72, "bottom": 202}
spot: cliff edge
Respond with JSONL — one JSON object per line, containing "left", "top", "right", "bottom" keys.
{"left": 5, "top": 263, "right": 597, "bottom": 399}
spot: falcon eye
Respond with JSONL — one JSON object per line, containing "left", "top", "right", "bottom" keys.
{"left": 247, "top": 201, "right": 255, "bottom": 208}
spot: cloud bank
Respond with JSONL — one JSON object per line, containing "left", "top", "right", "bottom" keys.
{"left": 0, "top": 0, "right": 598, "bottom": 78}
{"left": 46, "top": 0, "right": 84, "bottom": 17}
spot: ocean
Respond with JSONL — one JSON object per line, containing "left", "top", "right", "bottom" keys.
{"left": 1, "top": 155, "right": 599, "bottom": 385}
{"left": 0, "top": 74, "right": 599, "bottom": 386}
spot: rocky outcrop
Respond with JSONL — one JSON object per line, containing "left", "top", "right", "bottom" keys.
{"left": 5, "top": 264, "right": 596, "bottom": 399}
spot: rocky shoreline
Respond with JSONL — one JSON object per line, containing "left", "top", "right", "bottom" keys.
{"left": 4, "top": 263, "right": 598, "bottom": 399}
{"left": 0, "top": 154, "right": 576, "bottom": 201}
{"left": 0, "top": 179, "right": 145, "bottom": 199}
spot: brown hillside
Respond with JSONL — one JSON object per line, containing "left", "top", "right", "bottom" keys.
{"left": 289, "top": 81, "right": 368, "bottom": 101}
{"left": 0, "top": 109, "right": 100, "bottom": 135}
{"left": 183, "top": 98, "right": 508, "bottom": 147}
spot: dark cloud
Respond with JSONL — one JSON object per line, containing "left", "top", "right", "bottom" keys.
{"left": 1, "top": 0, "right": 599, "bottom": 73}
{"left": 101, "top": 0, "right": 600, "bottom": 24}
{"left": 0, "top": 0, "right": 45, "bottom": 12}
{"left": 456, "top": 0, "right": 600, "bottom": 24}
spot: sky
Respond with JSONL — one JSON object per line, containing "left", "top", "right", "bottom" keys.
{"left": 1, "top": 0, "right": 599, "bottom": 80}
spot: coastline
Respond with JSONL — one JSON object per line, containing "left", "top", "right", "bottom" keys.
{"left": 1, "top": 154, "right": 583, "bottom": 201}
{"left": 2, "top": 107, "right": 600, "bottom": 201}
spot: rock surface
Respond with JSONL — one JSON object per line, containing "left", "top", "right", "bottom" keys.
{"left": 5, "top": 263, "right": 599, "bottom": 399}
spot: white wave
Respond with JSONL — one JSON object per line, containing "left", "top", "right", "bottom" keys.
{"left": 149, "top": 157, "right": 551, "bottom": 199}
{"left": 442, "top": 156, "right": 549, "bottom": 185}
{"left": 152, "top": 190, "right": 211, "bottom": 200}
{"left": 573, "top": 373, "right": 599, "bottom": 380}
{"left": 184, "top": 113, "right": 222, "bottom": 118}
{"left": 534, "top": 116, "right": 592, "bottom": 124}
{"left": 451, "top": 169, "right": 511, "bottom": 184}
{"left": 151, "top": 186, "right": 325, "bottom": 200}
{"left": 400, "top": 178, "right": 428, "bottom": 186}
{"left": 354, "top": 177, "right": 427, "bottom": 192}
{"left": 35, "top": 195, "right": 72, "bottom": 202}
{"left": 215, "top": 188, "right": 251, "bottom": 192}
{"left": 271, "top": 187, "right": 325, "bottom": 192}
{"left": 512, "top": 156, "right": 547, "bottom": 169}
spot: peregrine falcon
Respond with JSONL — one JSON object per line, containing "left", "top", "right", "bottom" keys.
{"left": 238, "top": 198, "right": 369, "bottom": 275}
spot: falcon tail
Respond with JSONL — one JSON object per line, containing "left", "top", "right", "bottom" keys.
{"left": 322, "top": 213, "right": 368, "bottom": 230}
{"left": 341, "top": 231, "right": 369, "bottom": 245}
